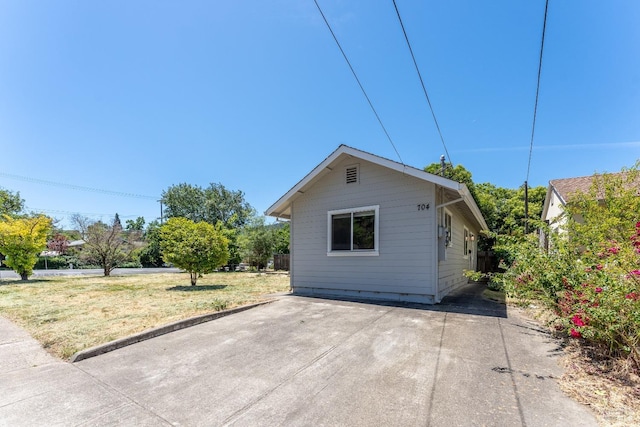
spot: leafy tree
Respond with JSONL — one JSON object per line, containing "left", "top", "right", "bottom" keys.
{"left": 0, "top": 215, "right": 52, "bottom": 280}
{"left": 161, "top": 182, "right": 255, "bottom": 229}
{"left": 273, "top": 221, "right": 290, "bottom": 254}
{"left": 160, "top": 217, "right": 229, "bottom": 285}
{"left": 239, "top": 219, "right": 274, "bottom": 270}
{"left": 565, "top": 166, "right": 640, "bottom": 247}
{"left": 139, "top": 220, "right": 163, "bottom": 267}
{"left": 474, "top": 183, "right": 546, "bottom": 237}
{"left": 125, "top": 216, "right": 145, "bottom": 231}
{"left": 0, "top": 188, "right": 24, "bottom": 217}
{"left": 72, "top": 215, "right": 141, "bottom": 276}
{"left": 238, "top": 220, "right": 290, "bottom": 270}
{"left": 425, "top": 162, "right": 475, "bottom": 195}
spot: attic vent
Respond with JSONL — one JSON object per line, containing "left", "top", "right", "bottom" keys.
{"left": 346, "top": 165, "right": 359, "bottom": 184}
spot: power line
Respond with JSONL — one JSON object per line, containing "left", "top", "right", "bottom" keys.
{"left": 0, "top": 172, "right": 158, "bottom": 200}
{"left": 313, "top": 0, "right": 404, "bottom": 165}
{"left": 526, "top": 0, "right": 549, "bottom": 182}
{"left": 25, "top": 206, "right": 146, "bottom": 219}
{"left": 392, "top": 0, "right": 452, "bottom": 166}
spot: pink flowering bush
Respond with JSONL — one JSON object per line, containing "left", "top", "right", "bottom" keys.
{"left": 497, "top": 166, "right": 640, "bottom": 369}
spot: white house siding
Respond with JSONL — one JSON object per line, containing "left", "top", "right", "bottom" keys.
{"left": 290, "top": 157, "right": 437, "bottom": 303}
{"left": 544, "top": 190, "right": 566, "bottom": 231}
{"left": 437, "top": 200, "right": 480, "bottom": 301}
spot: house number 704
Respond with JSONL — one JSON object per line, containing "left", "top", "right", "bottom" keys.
{"left": 417, "top": 203, "right": 429, "bottom": 211}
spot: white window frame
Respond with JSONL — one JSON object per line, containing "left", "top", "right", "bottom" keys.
{"left": 327, "top": 205, "right": 379, "bottom": 257}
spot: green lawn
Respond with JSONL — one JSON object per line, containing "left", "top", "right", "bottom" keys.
{"left": 0, "top": 272, "right": 290, "bottom": 359}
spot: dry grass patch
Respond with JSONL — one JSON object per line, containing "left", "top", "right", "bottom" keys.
{"left": 516, "top": 301, "right": 640, "bottom": 426}
{"left": 559, "top": 343, "right": 640, "bottom": 427}
{"left": 0, "top": 272, "right": 289, "bottom": 360}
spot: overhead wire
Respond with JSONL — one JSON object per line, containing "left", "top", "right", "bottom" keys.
{"left": 392, "top": 0, "right": 452, "bottom": 166}
{"left": 25, "top": 206, "right": 143, "bottom": 219}
{"left": 312, "top": 0, "right": 404, "bottom": 165}
{"left": 0, "top": 172, "right": 158, "bottom": 200}
{"left": 526, "top": 0, "right": 550, "bottom": 183}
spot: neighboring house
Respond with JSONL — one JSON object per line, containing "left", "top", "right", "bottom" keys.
{"left": 265, "top": 145, "right": 488, "bottom": 304}
{"left": 540, "top": 172, "right": 638, "bottom": 249}
{"left": 541, "top": 175, "right": 596, "bottom": 236}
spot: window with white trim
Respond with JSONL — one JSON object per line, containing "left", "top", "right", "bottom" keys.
{"left": 328, "top": 205, "right": 379, "bottom": 256}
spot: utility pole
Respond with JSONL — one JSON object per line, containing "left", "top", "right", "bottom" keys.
{"left": 524, "top": 181, "right": 529, "bottom": 234}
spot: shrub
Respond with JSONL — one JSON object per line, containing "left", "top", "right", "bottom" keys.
{"left": 498, "top": 166, "right": 640, "bottom": 370}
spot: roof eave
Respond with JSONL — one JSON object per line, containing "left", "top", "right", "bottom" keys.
{"left": 458, "top": 184, "right": 489, "bottom": 231}
{"left": 265, "top": 145, "right": 486, "bottom": 230}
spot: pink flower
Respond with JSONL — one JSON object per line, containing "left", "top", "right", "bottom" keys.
{"left": 608, "top": 247, "right": 619, "bottom": 255}
{"left": 571, "top": 315, "right": 587, "bottom": 327}
{"left": 629, "top": 270, "right": 640, "bottom": 276}
{"left": 595, "top": 287, "right": 603, "bottom": 293}
{"left": 625, "top": 292, "right": 639, "bottom": 301}
{"left": 570, "top": 328, "right": 582, "bottom": 338}
{"left": 596, "top": 264, "right": 604, "bottom": 271}
{"left": 585, "top": 267, "right": 592, "bottom": 273}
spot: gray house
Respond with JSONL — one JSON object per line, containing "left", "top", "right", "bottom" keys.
{"left": 266, "top": 145, "right": 488, "bottom": 304}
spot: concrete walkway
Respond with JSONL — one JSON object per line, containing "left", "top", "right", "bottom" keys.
{"left": 0, "top": 283, "right": 598, "bottom": 426}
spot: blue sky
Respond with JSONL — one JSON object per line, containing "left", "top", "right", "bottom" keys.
{"left": 1, "top": 1, "right": 639, "bottom": 228}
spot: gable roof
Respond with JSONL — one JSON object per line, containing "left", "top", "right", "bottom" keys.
{"left": 266, "top": 145, "right": 488, "bottom": 230}
{"left": 549, "top": 175, "right": 600, "bottom": 205}
{"left": 541, "top": 171, "right": 638, "bottom": 221}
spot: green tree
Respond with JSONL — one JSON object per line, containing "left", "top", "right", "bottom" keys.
{"left": 0, "top": 215, "right": 52, "bottom": 280}
{"left": 425, "top": 162, "right": 475, "bottom": 195}
{"left": 273, "top": 221, "right": 290, "bottom": 254}
{"left": 161, "top": 182, "right": 254, "bottom": 268}
{"left": 161, "top": 182, "right": 254, "bottom": 229}
{"left": 239, "top": 219, "right": 274, "bottom": 270}
{"left": 72, "top": 215, "right": 141, "bottom": 276}
{"left": 565, "top": 166, "right": 640, "bottom": 247}
{"left": 474, "top": 183, "right": 546, "bottom": 237}
{"left": 160, "top": 217, "right": 229, "bottom": 285}
{"left": 0, "top": 188, "right": 24, "bottom": 217}
{"left": 139, "top": 220, "right": 163, "bottom": 267}
{"left": 125, "top": 216, "right": 145, "bottom": 231}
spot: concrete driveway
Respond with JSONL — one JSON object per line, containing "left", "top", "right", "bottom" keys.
{"left": 0, "top": 283, "right": 597, "bottom": 426}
